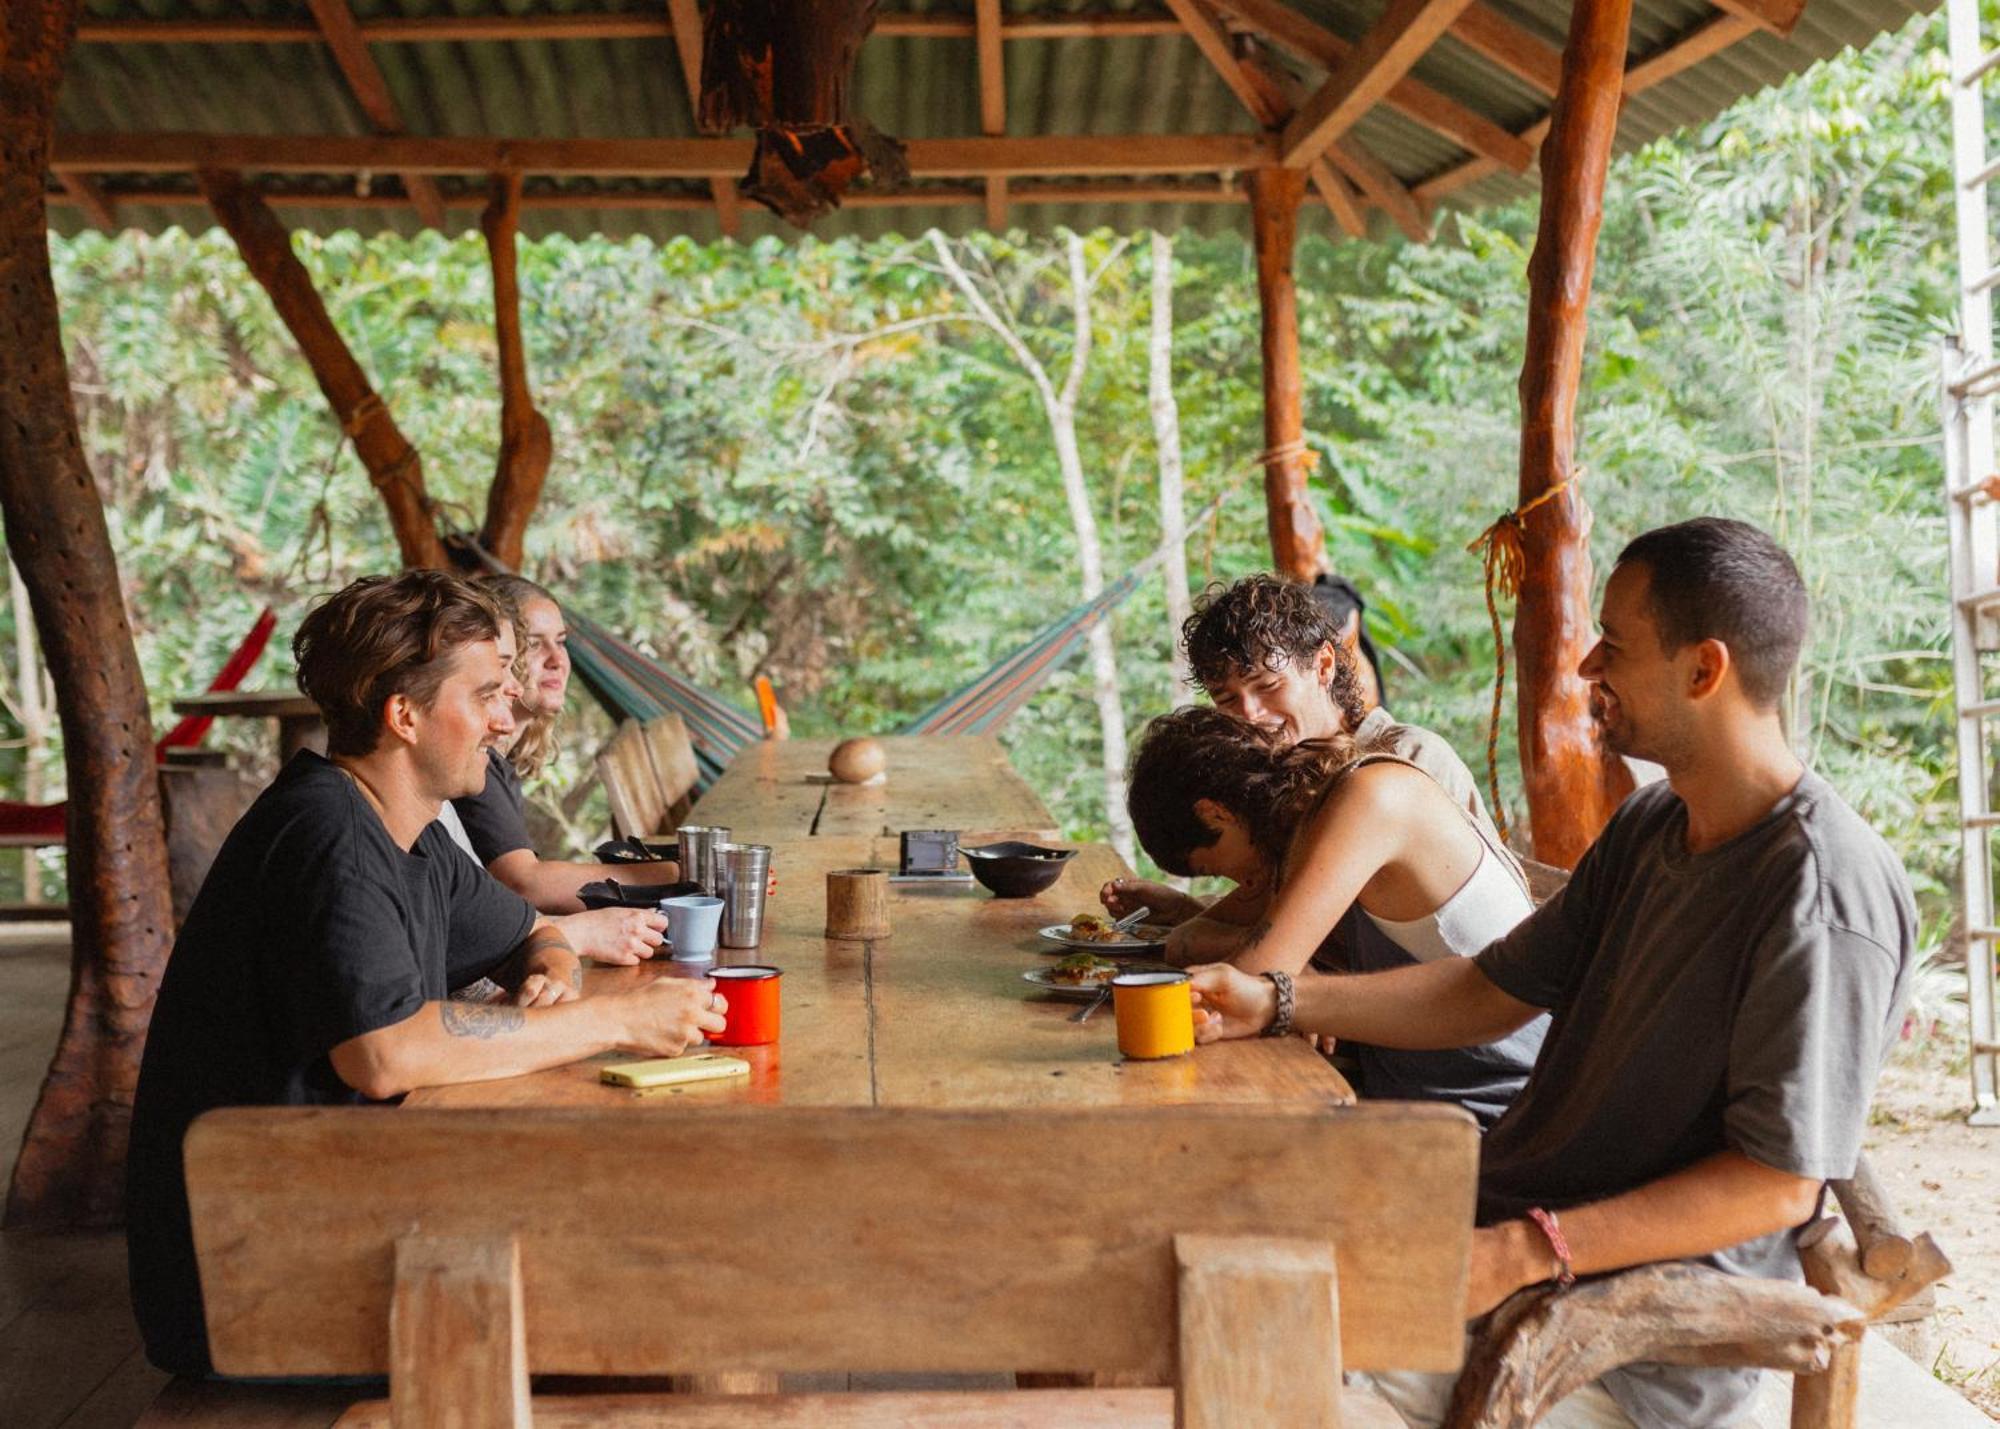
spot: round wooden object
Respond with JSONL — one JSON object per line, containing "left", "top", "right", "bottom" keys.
{"left": 828, "top": 736, "right": 886, "bottom": 784}
{"left": 825, "top": 868, "right": 891, "bottom": 940}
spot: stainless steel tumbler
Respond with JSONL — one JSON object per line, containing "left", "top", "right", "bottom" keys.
{"left": 675, "top": 824, "right": 730, "bottom": 895}
{"left": 715, "top": 842, "right": 773, "bottom": 948}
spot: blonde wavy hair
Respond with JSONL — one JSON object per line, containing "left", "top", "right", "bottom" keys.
{"left": 480, "top": 573, "right": 563, "bottom": 780}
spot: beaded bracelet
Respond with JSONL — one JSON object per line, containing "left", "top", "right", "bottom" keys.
{"left": 1260, "top": 969, "right": 1295, "bottom": 1038}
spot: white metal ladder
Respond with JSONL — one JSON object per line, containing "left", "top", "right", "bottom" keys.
{"left": 1944, "top": 0, "right": 2000, "bottom": 1125}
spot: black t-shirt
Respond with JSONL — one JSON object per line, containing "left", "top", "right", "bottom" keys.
{"left": 450, "top": 747, "right": 533, "bottom": 864}
{"left": 126, "top": 752, "right": 535, "bottom": 1375}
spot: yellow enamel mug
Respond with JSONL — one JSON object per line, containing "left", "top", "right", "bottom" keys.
{"left": 1112, "top": 969, "right": 1195, "bottom": 1060}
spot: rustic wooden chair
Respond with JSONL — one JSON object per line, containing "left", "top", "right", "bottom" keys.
{"left": 1441, "top": 858, "right": 1956, "bottom": 1428}
{"left": 595, "top": 714, "right": 699, "bottom": 841}
{"left": 169, "top": 1101, "right": 1489, "bottom": 1427}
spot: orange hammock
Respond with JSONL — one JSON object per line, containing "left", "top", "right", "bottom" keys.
{"left": 0, "top": 606, "right": 278, "bottom": 842}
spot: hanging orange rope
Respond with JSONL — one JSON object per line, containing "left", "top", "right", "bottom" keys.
{"left": 1463, "top": 469, "right": 1585, "bottom": 848}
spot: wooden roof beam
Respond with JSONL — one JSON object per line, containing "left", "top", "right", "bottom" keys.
{"left": 51, "top": 168, "right": 118, "bottom": 231}
{"left": 1413, "top": 13, "right": 1757, "bottom": 201}
{"left": 1282, "top": 0, "right": 1480, "bottom": 169}
{"left": 52, "top": 132, "right": 1282, "bottom": 180}
{"left": 664, "top": 0, "right": 741, "bottom": 238}
{"left": 1205, "top": 0, "right": 1532, "bottom": 171}
{"left": 1161, "top": 0, "right": 1365, "bottom": 237}
{"left": 1706, "top": 0, "right": 1806, "bottom": 39}
{"left": 1448, "top": 2, "right": 1563, "bottom": 94}
{"left": 977, "top": 0, "right": 1009, "bottom": 229}
{"left": 74, "top": 12, "right": 1200, "bottom": 45}
{"left": 303, "top": 0, "right": 446, "bottom": 229}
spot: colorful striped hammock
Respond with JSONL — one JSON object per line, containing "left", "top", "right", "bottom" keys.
{"left": 474, "top": 493, "right": 1221, "bottom": 788}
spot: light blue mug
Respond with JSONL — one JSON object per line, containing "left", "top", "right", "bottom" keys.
{"left": 661, "top": 894, "right": 725, "bottom": 962}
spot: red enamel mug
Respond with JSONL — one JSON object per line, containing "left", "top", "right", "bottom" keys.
{"left": 708, "top": 965, "right": 782, "bottom": 1046}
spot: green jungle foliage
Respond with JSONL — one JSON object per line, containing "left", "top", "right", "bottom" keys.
{"left": 0, "top": 11, "right": 1970, "bottom": 1002}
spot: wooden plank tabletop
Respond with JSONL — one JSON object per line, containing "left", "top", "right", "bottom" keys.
{"left": 409, "top": 838, "right": 1352, "bottom": 1112}
{"left": 689, "top": 734, "right": 1060, "bottom": 842}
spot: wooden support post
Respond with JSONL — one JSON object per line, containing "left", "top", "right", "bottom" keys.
{"left": 1175, "top": 1234, "right": 1343, "bottom": 1428}
{"left": 199, "top": 169, "right": 450, "bottom": 570}
{"left": 0, "top": 0, "right": 176, "bottom": 1230}
{"left": 477, "top": 172, "right": 553, "bottom": 570}
{"left": 390, "top": 1236, "right": 531, "bottom": 1429}
{"left": 1510, "top": 0, "right": 1635, "bottom": 867}
{"left": 1246, "top": 167, "right": 1325, "bottom": 582}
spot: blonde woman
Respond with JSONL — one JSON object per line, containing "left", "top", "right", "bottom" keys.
{"left": 452, "top": 575, "right": 682, "bottom": 960}
{"left": 1125, "top": 705, "right": 1546, "bottom": 1128}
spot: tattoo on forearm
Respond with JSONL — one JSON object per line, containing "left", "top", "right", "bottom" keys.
{"left": 440, "top": 1001, "right": 525, "bottom": 1039}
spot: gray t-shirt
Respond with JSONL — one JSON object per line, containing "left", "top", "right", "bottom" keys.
{"left": 1473, "top": 771, "right": 1915, "bottom": 1429}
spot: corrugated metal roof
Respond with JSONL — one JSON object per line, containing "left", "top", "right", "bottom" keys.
{"left": 51, "top": 0, "right": 1939, "bottom": 241}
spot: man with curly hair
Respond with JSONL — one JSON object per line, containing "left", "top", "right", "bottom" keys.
{"left": 1105, "top": 573, "right": 1504, "bottom": 964}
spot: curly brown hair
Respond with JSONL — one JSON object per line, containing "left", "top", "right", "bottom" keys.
{"left": 1126, "top": 705, "right": 1359, "bottom": 876}
{"left": 294, "top": 571, "right": 504, "bottom": 758}
{"left": 1181, "top": 575, "right": 1366, "bottom": 730}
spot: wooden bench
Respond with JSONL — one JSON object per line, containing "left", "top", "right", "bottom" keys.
{"left": 596, "top": 714, "right": 700, "bottom": 841}
{"left": 170, "top": 1102, "right": 1484, "bottom": 1426}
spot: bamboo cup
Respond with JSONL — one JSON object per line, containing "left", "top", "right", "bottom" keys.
{"left": 825, "top": 868, "right": 891, "bottom": 940}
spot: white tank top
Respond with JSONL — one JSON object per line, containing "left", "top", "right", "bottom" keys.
{"left": 1334, "top": 751, "right": 1533, "bottom": 963}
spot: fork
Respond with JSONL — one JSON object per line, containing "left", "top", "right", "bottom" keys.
{"left": 1069, "top": 984, "right": 1113, "bottom": 1024}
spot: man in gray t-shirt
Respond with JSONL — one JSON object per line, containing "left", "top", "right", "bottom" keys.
{"left": 1185, "top": 520, "right": 1915, "bottom": 1428}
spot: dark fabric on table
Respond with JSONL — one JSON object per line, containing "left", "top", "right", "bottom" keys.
{"left": 126, "top": 752, "right": 535, "bottom": 1376}
{"left": 449, "top": 747, "right": 533, "bottom": 864}
{"left": 1472, "top": 772, "right": 1915, "bottom": 1429}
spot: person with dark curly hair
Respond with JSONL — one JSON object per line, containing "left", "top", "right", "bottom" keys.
{"left": 1105, "top": 573, "right": 1506, "bottom": 964}
{"left": 1125, "top": 705, "right": 1543, "bottom": 1130}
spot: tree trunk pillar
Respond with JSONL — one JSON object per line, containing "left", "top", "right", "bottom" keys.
{"left": 1247, "top": 167, "right": 1325, "bottom": 583}
{"left": 2, "top": 0, "right": 177, "bottom": 1229}
{"left": 1512, "top": 0, "right": 1636, "bottom": 867}
{"left": 198, "top": 169, "right": 449, "bottom": 571}
{"left": 478, "top": 172, "right": 553, "bottom": 570}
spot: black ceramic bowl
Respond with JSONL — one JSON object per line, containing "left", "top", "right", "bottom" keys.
{"left": 593, "top": 837, "right": 681, "bottom": 865}
{"left": 578, "top": 878, "right": 700, "bottom": 910}
{"left": 960, "top": 841, "right": 1075, "bottom": 899}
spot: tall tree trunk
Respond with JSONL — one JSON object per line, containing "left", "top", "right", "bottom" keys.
{"left": 928, "top": 230, "right": 1136, "bottom": 864}
{"left": 1247, "top": 168, "right": 1326, "bottom": 584}
{"left": 1, "top": 0, "right": 177, "bottom": 1229}
{"left": 199, "top": 169, "right": 449, "bottom": 571}
{"left": 1512, "top": 0, "right": 1637, "bottom": 868}
{"left": 1149, "top": 232, "right": 1194, "bottom": 705}
{"left": 478, "top": 172, "right": 553, "bottom": 571}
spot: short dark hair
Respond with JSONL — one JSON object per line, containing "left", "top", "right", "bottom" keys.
{"left": 1614, "top": 518, "right": 1807, "bottom": 708}
{"left": 294, "top": 571, "right": 505, "bottom": 757}
{"left": 1181, "top": 575, "right": 1366, "bottom": 728}
{"left": 1127, "top": 705, "right": 1357, "bottom": 876}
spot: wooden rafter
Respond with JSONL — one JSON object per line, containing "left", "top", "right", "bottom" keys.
{"left": 664, "top": 0, "right": 742, "bottom": 238}
{"left": 1281, "top": 0, "right": 1479, "bottom": 169}
{"left": 53, "top": 179, "right": 1261, "bottom": 214}
{"left": 75, "top": 11, "right": 1200, "bottom": 46}
{"left": 1708, "top": 0, "right": 1806, "bottom": 38}
{"left": 1447, "top": 1, "right": 1563, "bottom": 95}
{"left": 303, "top": 0, "right": 446, "bottom": 229}
{"left": 51, "top": 168, "right": 117, "bottom": 231}
{"left": 1413, "top": 13, "right": 1757, "bottom": 202}
{"left": 1204, "top": 0, "right": 1532, "bottom": 171}
{"left": 52, "top": 131, "right": 1280, "bottom": 178}
{"left": 976, "top": 0, "right": 1008, "bottom": 229}
{"left": 1160, "top": 0, "right": 1366, "bottom": 238}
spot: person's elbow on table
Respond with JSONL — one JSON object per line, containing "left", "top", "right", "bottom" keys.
{"left": 329, "top": 1014, "right": 431, "bottom": 1102}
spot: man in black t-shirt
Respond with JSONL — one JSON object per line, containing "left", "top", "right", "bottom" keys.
{"left": 127, "top": 571, "right": 726, "bottom": 1376}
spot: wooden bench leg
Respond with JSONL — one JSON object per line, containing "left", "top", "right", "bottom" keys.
{"left": 1174, "top": 1233, "right": 1342, "bottom": 1428}
{"left": 391, "top": 1235, "right": 531, "bottom": 1429}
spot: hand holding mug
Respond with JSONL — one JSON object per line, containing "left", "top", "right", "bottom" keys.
{"left": 1187, "top": 963, "right": 1278, "bottom": 1044}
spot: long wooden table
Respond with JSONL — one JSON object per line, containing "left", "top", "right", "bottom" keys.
{"left": 410, "top": 835, "right": 1353, "bottom": 1111}
{"left": 689, "top": 734, "right": 1062, "bottom": 842}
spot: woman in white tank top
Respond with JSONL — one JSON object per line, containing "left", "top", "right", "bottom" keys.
{"left": 1126, "top": 707, "right": 1546, "bottom": 1126}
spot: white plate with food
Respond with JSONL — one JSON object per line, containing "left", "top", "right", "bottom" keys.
{"left": 1022, "top": 953, "right": 1170, "bottom": 999}
{"left": 1037, "top": 912, "right": 1171, "bottom": 954}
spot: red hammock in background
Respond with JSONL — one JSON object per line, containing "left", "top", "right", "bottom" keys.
{"left": 0, "top": 607, "right": 278, "bottom": 842}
